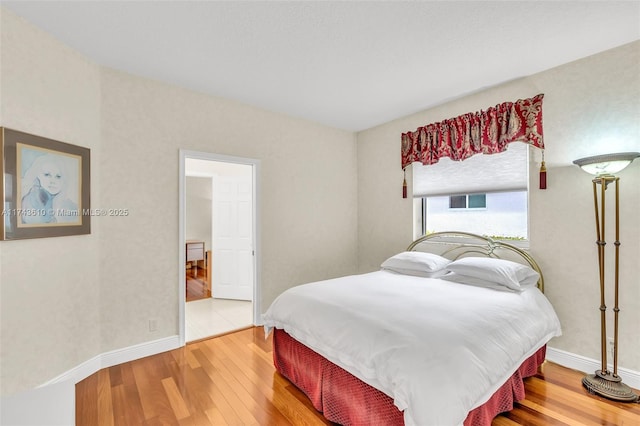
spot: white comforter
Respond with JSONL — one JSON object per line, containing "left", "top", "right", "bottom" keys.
{"left": 262, "top": 270, "right": 562, "bottom": 426}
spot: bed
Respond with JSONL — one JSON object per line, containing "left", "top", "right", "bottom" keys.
{"left": 263, "top": 232, "right": 562, "bottom": 425}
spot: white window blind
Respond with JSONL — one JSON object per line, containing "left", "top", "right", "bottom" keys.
{"left": 412, "top": 142, "right": 529, "bottom": 197}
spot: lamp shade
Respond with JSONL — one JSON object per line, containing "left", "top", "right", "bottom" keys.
{"left": 573, "top": 152, "right": 640, "bottom": 176}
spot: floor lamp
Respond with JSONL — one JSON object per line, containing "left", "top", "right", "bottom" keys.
{"left": 573, "top": 151, "right": 639, "bottom": 403}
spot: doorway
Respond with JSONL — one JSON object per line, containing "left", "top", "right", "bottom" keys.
{"left": 179, "top": 150, "right": 261, "bottom": 345}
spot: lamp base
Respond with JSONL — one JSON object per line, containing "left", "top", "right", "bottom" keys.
{"left": 582, "top": 370, "right": 639, "bottom": 402}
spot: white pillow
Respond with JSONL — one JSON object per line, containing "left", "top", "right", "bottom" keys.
{"left": 444, "top": 257, "right": 539, "bottom": 291}
{"left": 440, "top": 272, "right": 522, "bottom": 292}
{"left": 381, "top": 251, "right": 451, "bottom": 277}
{"left": 383, "top": 267, "right": 451, "bottom": 278}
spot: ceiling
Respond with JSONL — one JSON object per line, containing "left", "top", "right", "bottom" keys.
{"left": 2, "top": 1, "right": 639, "bottom": 132}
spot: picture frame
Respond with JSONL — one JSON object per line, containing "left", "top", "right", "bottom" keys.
{"left": 1, "top": 127, "right": 91, "bottom": 240}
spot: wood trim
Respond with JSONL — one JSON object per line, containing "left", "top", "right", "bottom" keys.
{"left": 40, "top": 335, "right": 180, "bottom": 388}
{"left": 205, "top": 249, "right": 212, "bottom": 298}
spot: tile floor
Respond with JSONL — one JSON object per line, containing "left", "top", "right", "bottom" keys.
{"left": 185, "top": 298, "right": 253, "bottom": 342}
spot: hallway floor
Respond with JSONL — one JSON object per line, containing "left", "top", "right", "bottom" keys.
{"left": 186, "top": 298, "right": 253, "bottom": 342}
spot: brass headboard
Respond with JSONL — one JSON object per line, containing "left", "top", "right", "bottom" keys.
{"left": 407, "top": 232, "right": 544, "bottom": 292}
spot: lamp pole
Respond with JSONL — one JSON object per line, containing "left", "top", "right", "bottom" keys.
{"left": 574, "top": 153, "right": 639, "bottom": 403}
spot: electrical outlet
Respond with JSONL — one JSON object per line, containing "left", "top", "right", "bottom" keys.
{"left": 607, "top": 337, "right": 615, "bottom": 361}
{"left": 149, "top": 318, "right": 158, "bottom": 332}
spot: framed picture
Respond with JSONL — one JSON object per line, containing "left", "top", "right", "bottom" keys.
{"left": 1, "top": 127, "right": 90, "bottom": 240}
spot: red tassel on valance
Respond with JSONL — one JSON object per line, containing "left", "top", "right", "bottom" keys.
{"left": 539, "top": 150, "right": 547, "bottom": 189}
{"left": 400, "top": 94, "right": 545, "bottom": 170}
{"left": 402, "top": 168, "right": 407, "bottom": 199}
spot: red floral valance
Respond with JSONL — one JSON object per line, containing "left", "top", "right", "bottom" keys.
{"left": 401, "top": 94, "right": 544, "bottom": 169}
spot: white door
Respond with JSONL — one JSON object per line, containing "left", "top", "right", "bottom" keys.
{"left": 212, "top": 173, "right": 254, "bottom": 300}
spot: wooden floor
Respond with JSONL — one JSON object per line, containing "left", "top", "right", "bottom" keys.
{"left": 76, "top": 327, "right": 640, "bottom": 425}
{"left": 186, "top": 267, "right": 207, "bottom": 302}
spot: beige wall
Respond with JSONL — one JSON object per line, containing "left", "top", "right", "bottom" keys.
{"left": 0, "top": 8, "right": 358, "bottom": 395}
{"left": 98, "top": 69, "right": 358, "bottom": 351}
{"left": 357, "top": 41, "right": 640, "bottom": 371}
{"left": 0, "top": 8, "right": 102, "bottom": 395}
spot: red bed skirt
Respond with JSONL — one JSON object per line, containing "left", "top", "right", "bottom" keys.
{"left": 272, "top": 328, "right": 546, "bottom": 426}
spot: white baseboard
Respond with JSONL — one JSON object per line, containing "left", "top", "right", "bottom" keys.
{"left": 547, "top": 346, "right": 640, "bottom": 390}
{"left": 39, "top": 334, "right": 181, "bottom": 387}
{"left": 1, "top": 336, "right": 181, "bottom": 426}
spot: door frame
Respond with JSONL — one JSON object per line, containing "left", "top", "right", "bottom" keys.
{"left": 178, "top": 149, "right": 261, "bottom": 346}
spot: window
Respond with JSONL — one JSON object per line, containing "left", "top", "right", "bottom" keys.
{"left": 417, "top": 191, "right": 527, "bottom": 240}
{"left": 449, "top": 195, "right": 466, "bottom": 209}
{"left": 412, "top": 142, "right": 529, "bottom": 242}
{"left": 449, "top": 194, "right": 486, "bottom": 209}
